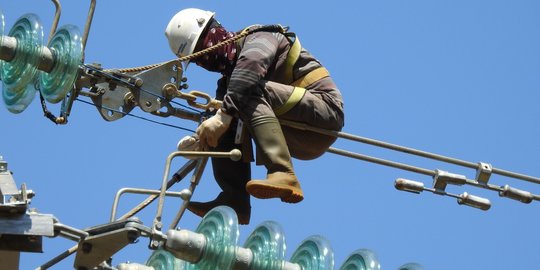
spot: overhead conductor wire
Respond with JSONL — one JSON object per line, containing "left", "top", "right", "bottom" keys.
{"left": 75, "top": 98, "right": 196, "bottom": 133}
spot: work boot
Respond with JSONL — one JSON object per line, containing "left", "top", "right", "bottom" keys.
{"left": 187, "top": 192, "right": 251, "bottom": 225}
{"left": 246, "top": 116, "right": 304, "bottom": 203}
{"left": 187, "top": 125, "right": 253, "bottom": 224}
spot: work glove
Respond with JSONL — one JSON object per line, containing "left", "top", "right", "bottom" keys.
{"left": 177, "top": 134, "right": 202, "bottom": 160}
{"left": 177, "top": 134, "right": 200, "bottom": 151}
{"left": 196, "top": 109, "right": 233, "bottom": 148}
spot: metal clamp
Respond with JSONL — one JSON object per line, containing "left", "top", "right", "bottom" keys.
{"left": 476, "top": 162, "right": 492, "bottom": 184}
{"left": 432, "top": 170, "right": 467, "bottom": 193}
{"left": 395, "top": 178, "right": 491, "bottom": 211}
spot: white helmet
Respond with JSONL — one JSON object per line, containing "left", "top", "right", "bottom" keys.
{"left": 165, "top": 8, "right": 215, "bottom": 58}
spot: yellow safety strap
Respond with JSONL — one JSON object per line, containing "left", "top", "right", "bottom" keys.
{"left": 274, "top": 86, "right": 306, "bottom": 116}
{"left": 283, "top": 36, "right": 302, "bottom": 84}
{"left": 291, "top": 67, "right": 330, "bottom": 88}
{"left": 274, "top": 67, "right": 330, "bottom": 116}
{"left": 235, "top": 26, "right": 329, "bottom": 116}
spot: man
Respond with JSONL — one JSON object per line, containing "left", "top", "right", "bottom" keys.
{"left": 166, "top": 8, "right": 344, "bottom": 224}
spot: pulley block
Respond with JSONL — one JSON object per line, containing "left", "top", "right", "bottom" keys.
{"left": 39, "top": 24, "right": 83, "bottom": 103}
{"left": 243, "top": 221, "right": 286, "bottom": 270}
{"left": 185, "top": 206, "right": 239, "bottom": 270}
{"left": 1, "top": 13, "right": 43, "bottom": 113}
{"left": 290, "top": 235, "right": 335, "bottom": 270}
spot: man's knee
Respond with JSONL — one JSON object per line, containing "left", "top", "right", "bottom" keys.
{"left": 283, "top": 128, "right": 337, "bottom": 160}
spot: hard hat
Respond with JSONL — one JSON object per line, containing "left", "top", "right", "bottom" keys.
{"left": 165, "top": 8, "right": 215, "bottom": 58}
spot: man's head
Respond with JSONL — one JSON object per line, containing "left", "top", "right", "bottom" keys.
{"left": 165, "top": 8, "right": 237, "bottom": 74}
{"left": 165, "top": 8, "right": 215, "bottom": 58}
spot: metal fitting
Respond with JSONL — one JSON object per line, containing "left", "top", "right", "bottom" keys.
{"left": 476, "top": 162, "right": 492, "bottom": 184}
{"left": 433, "top": 170, "right": 467, "bottom": 192}
{"left": 0, "top": 157, "right": 6, "bottom": 172}
{"left": 165, "top": 229, "right": 206, "bottom": 263}
{"left": 232, "top": 246, "right": 254, "bottom": 270}
{"left": 499, "top": 185, "right": 533, "bottom": 204}
{"left": 395, "top": 178, "right": 425, "bottom": 194}
{"left": 457, "top": 192, "right": 491, "bottom": 211}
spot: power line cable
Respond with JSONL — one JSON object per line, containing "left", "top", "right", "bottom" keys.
{"left": 75, "top": 98, "right": 196, "bottom": 133}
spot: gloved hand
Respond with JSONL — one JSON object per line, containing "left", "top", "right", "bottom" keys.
{"left": 177, "top": 134, "right": 200, "bottom": 151}
{"left": 196, "top": 109, "right": 233, "bottom": 148}
{"left": 177, "top": 134, "right": 202, "bottom": 160}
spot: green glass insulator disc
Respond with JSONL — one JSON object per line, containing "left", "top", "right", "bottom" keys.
{"left": 185, "top": 206, "right": 239, "bottom": 270}
{"left": 40, "top": 24, "right": 82, "bottom": 103}
{"left": 398, "top": 263, "right": 424, "bottom": 270}
{"left": 290, "top": 235, "right": 334, "bottom": 270}
{"left": 1, "top": 13, "right": 43, "bottom": 113}
{"left": 340, "top": 249, "right": 380, "bottom": 270}
{"left": 243, "top": 221, "right": 286, "bottom": 270}
{"left": 146, "top": 249, "right": 186, "bottom": 270}
{"left": 244, "top": 221, "right": 286, "bottom": 270}
{"left": 2, "top": 86, "right": 36, "bottom": 113}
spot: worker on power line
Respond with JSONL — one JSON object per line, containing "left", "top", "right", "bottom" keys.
{"left": 166, "top": 8, "right": 344, "bottom": 224}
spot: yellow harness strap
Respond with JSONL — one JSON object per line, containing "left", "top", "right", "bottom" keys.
{"left": 275, "top": 67, "right": 331, "bottom": 116}
{"left": 235, "top": 25, "right": 330, "bottom": 116}
{"left": 283, "top": 36, "right": 302, "bottom": 84}
{"left": 291, "top": 67, "right": 330, "bottom": 88}
{"left": 274, "top": 87, "right": 306, "bottom": 116}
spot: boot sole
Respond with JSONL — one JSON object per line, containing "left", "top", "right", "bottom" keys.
{"left": 246, "top": 183, "right": 304, "bottom": 203}
{"left": 187, "top": 204, "right": 251, "bottom": 225}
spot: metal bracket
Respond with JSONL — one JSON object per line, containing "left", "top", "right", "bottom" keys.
{"left": 87, "top": 60, "right": 183, "bottom": 121}
{"left": 0, "top": 164, "right": 19, "bottom": 200}
{"left": 0, "top": 212, "right": 55, "bottom": 253}
{"left": 90, "top": 82, "right": 136, "bottom": 122}
{"left": 133, "top": 60, "right": 183, "bottom": 113}
{"left": 432, "top": 169, "right": 467, "bottom": 193}
{"left": 74, "top": 219, "right": 145, "bottom": 270}
{"left": 476, "top": 162, "right": 492, "bottom": 184}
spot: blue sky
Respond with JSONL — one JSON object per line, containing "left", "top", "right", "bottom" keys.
{"left": 2, "top": 1, "right": 540, "bottom": 269}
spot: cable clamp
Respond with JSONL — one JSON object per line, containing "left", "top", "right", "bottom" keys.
{"left": 476, "top": 162, "right": 492, "bottom": 185}
{"left": 433, "top": 169, "right": 467, "bottom": 193}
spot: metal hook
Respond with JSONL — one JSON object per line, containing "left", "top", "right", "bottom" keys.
{"left": 186, "top": 91, "right": 223, "bottom": 111}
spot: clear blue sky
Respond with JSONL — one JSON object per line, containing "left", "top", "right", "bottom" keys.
{"left": 2, "top": 1, "right": 540, "bottom": 269}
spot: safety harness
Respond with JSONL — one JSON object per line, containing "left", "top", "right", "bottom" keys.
{"left": 237, "top": 25, "right": 330, "bottom": 116}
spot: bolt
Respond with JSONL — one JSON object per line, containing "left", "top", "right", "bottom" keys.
{"left": 149, "top": 240, "right": 160, "bottom": 249}
{"left": 135, "top": 78, "right": 143, "bottom": 87}
{"left": 82, "top": 242, "right": 92, "bottom": 254}
{"left": 125, "top": 93, "right": 135, "bottom": 105}
{"left": 145, "top": 101, "right": 152, "bottom": 107}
